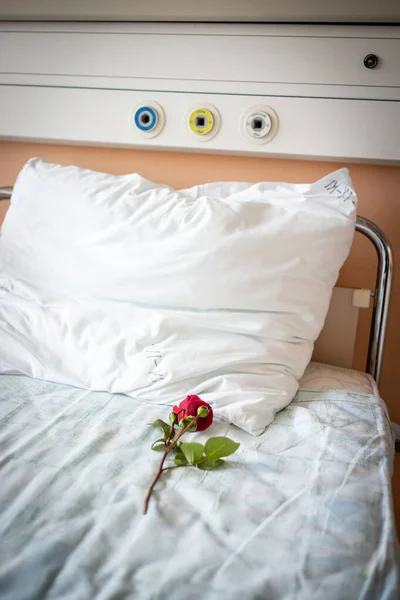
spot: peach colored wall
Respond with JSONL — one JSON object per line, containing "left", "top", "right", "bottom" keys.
{"left": 0, "top": 141, "right": 399, "bottom": 422}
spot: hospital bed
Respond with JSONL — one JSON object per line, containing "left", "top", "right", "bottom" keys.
{"left": 0, "top": 174, "right": 398, "bottom": 600}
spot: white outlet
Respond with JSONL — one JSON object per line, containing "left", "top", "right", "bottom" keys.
{"left": 240, "top": 105, "right": 278, "bottom": 144}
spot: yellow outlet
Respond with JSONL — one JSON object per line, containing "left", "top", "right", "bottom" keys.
{"left": 189, "top": 108, "right": 215, "bottom": 135}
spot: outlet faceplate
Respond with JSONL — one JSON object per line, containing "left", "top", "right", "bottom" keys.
{"left": 240, "top": 105, "right": 278, "bottom": 144}
{"left": 132, "top": 101, "right": 165, "bottom": 138}
{"left": 186, "top": 103, "right": 220, "bottom": 141}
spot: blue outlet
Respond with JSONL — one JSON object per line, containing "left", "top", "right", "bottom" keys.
{"left": 134, "top": 106, "right": 158, "bottom": 131}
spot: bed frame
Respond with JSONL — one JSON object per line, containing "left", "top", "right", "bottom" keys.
{"left": 0, "top": 186, "right": 393, "bottom": 385}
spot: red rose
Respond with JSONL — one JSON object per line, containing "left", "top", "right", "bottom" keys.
{"left": 172, "top": 395, "right": 213, "bottom": 431}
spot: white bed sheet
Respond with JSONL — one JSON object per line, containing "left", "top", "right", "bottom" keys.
{"left": 0, "top": 373, "right": 398, "bottom": 600}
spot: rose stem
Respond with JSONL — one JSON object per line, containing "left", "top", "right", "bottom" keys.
{"left": 143, "top": 415, "right": 200, "bottom": 514}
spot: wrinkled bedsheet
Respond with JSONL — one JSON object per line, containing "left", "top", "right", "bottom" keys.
{"left": 0, "top": 374, "right": 399, "bottom": 600}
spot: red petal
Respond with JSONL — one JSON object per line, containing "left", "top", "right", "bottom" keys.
{"left": 172, "top": 395, "right": 213, "bottom": 429}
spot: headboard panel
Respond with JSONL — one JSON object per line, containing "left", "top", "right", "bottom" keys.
{"left": 1, "top": 23, "right": 400, "bottom": 164}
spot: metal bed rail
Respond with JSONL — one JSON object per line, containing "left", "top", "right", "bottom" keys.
{"left": 0, "top": 186, "right": 394, "bottom": 384}
{"left": 355, "top": 217, "right": 393, "bottom": 384}
{"left": 0, "top": 187, "right": 13, "bottom": 200}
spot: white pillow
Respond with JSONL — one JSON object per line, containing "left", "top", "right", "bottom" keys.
{"left": 0, "top": 158, "right": 357, "bottom": 435}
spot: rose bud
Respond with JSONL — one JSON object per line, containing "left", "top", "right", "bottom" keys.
{"left": 179, "top": 416, "right": 197, "bottom": 432}
{"left": 197, "top": 406, "right": 209, "bottom": 418}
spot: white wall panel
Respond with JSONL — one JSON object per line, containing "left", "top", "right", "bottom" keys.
{"left": 1, "top": 24, "right": 399, "bottom": 92}
{"left": 0, "top": 30, "right": 398, "bottom": 87}
{"left": 1, "top": 86, "right": 399, "bottom": 163}
{"left": 0, "top": 23, "right": 399, "bottom": 163}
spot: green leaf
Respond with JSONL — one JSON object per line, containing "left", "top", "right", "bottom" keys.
{"left": 174, "top": 453, "right": 189, "bottom": 466}
{"left": 180, "top": 442, "right": 205, "bottom": 464}
{"left": 149, "top": 419, "right": 172, "bottom": 439}
{"left": 151, "top": 438, "right": 166, "bottom": 452}
{"left": 152, "top": 444, "right": 166, "bottom": 452}
{"left": 197, "top": 459, "right": 225, "bottom": 471}
{"left": 204, "top": 437, "right": 240, "bottom": 460}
